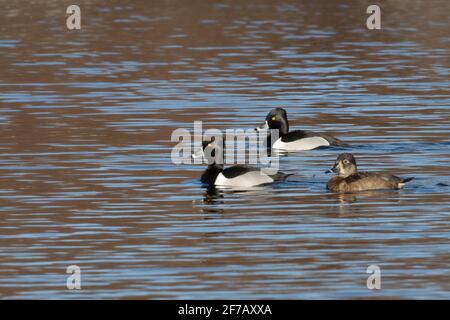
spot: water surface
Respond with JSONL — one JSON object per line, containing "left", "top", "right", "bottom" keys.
{"left": 0, "top": 0, "right": 449, "bottom": 299}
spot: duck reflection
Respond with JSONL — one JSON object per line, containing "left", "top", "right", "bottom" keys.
{"left": 199, "top": 184, "right": 279, "bottom": 215}
{"left": 331, "top": 190, "right": 403, "bottom": 216}
{"left": 202, "top": 186, "right": 224, "bottom": 205}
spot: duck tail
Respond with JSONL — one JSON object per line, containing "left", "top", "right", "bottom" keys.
{"left": 270, "top": 172, "right": 293, "bottom": 182}
{"left": 398, "top": 177, "right": 414, "bottom": 188}
{"left": 331, "top": 137, "right": 350, "bottom": 147}
{"left": 401, "top": 177, "right": 414, "bottom": 184}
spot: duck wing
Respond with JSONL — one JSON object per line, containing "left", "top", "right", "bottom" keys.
{"left": 222, "top": 166, "right": 291, "bottom": 182}
{"left": 281, "top": 130, "right": 348, "bottom": 147}
{"left": 346, "top": 172, "right": 402, "bottom": 183}
{"left": 221, "top": 166, "right": 257, "bottom": 179}
{"left": 280, "top": 130, "right": 312, "bottom": 142}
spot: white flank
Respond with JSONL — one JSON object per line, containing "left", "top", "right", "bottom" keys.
{"left": 272, "top": 136, "right": 329, "bottom": 151}
{"left": 215, "top": 171, "right": 274, "bottom": 187}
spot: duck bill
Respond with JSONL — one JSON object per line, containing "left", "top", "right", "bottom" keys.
{"left": 255, "top": 120, "right": 269, "bottom": 132}
{"left": 325, "top": 165, "right": 339, "bottom": 174}
{"left": 191, "top": 147, "right": 204, "bottom": 159}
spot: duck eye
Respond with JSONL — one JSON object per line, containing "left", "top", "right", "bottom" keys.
{"left": 343, "top": 160, "right": 350, "bottom": 164}
{"left": 271, "top": 116, "right": 276, "bottom": 121}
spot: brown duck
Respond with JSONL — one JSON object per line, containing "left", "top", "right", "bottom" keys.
{"left": 326, "top": 153, "right": 413, "bottom": 193}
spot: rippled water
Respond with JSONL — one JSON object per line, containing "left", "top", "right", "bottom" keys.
{"left": 0, "top": 0, "right": 449, "bottom": 299}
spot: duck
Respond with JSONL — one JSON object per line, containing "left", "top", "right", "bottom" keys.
{"left": 192, "top": 138, "right": 290, "bottom": 188}
{"left": 255, "top": 107, "right": 347, "bottom": 151}
{"left": 326, "top": 153, "right": 414, "bottom": 193}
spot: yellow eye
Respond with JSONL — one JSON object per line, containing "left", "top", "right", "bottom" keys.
{"left": 271, "top": 116, "right": 276, "bottom": 121}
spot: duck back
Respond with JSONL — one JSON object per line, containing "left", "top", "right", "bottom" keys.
{"left": 327, "top": 172, "right": 406, "bottom": 193}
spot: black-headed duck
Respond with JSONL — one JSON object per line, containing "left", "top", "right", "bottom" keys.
{"left": 255, "top": 107, "right": 347, "bottom": 151}
{"left": 192, "top": 138, "right": 290, "bottom": 188}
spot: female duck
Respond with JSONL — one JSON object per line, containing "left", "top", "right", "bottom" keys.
{"left": 256, "top": 107, "right": 347, "bottom": 151}
{"left": 192, "top": 138, "right": 289, "bottom": 188}
{"left": 326, "top": 153, "right": 413, "bottom": 193}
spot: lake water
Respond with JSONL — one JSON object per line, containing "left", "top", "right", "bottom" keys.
{"left": 0, "top": 0, "right": 449, "bottom": 299}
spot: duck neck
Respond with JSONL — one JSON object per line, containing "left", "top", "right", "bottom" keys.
{"left": 339, "top": 168, "right": 357, "bottom": 178}
{"left": 279, "top": 119, "right": 289, "bottom": 136}
{"left": 201, "top": 163, "right": 224, "bottom": 185}
{"left": 268, "top": 120, "right": 289, "bottom": 142}
{"left": 208, "top": 163, "right": 224, "bottom": 170}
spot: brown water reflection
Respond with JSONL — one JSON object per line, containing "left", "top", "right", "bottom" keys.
{"left": 0, "top": 0, "right": 449, "bottom": 298}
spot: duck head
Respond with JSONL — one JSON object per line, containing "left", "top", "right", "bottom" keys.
{"left": 327, "top": 153, "right": 357, "bottom": 178}
{"left": 255, "top": 107, "right": 289, "bottom": 136}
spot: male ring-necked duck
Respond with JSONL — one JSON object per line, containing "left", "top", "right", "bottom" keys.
{"left": 192, "top": 138, "right": 290, "bottom": 188}
{"left": 326, "top": 153, "right": 413, "bottom": 193}
{"left": 255, "top": 107, "right": 347, "bottom": 151}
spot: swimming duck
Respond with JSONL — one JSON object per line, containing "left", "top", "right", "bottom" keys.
{"left": 326, "top": 153, "right": 413, "bottom": 193}
{"left": 255, "top": 107, "right": 347, "bottom": 151}
{"left": 192, "top": 138, "right": 290, "bottom": 188}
